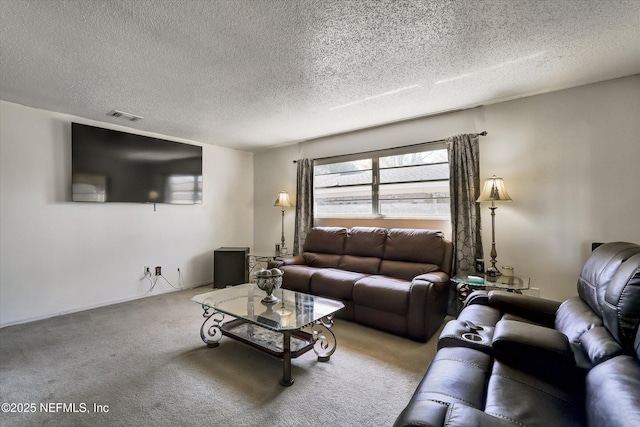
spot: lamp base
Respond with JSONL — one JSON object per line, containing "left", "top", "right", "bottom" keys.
{"left": 486, "top": 266, "right": 501, "bottom": 280}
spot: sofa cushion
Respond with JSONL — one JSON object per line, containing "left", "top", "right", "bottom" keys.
{"left": 586, "top": 355, "right": 640, "bottom": 427}
{"left": 379, "top": 260, "right": 438, "bottom": 281}
{"left": 410, "top": 346, "right": 492, "bottom": 409}
{"left": 580, "top": 326, "right": 624, "bottom": 366}
{"left": 353, "top": 276, "right": 410, "bottom": 315}
{"left": 310, "top": 269, "right": 367, "bottom": 301}
{"left": 343, "top": 226, "right": 387, "bottom": 258}
{"left": 485, "top": 361, "right": 585, "bottom": 427}
{"left": 397, "top": 401, "right": 528, "bottom": 427}
{"left": 280, "top": 265, "right": 318, "bottom": 293}
{"left": 302, "top": 227, "right": 347, "bottom": 254}
{"left": 577, "top": 241, "right": 640, "bottom": 315}
{"left": 602, "top": 253, "right": 640, "bottom": 351}
{"left": 338, "top": 255, "right": 381, "bottom": 274}
{"left": 555, "top": 296, "right": 603, "bottom": 344}
{"left": 383, "top": 228, "right": 445, "bottom": 265}
{"left": 303, "top": 252, "right": 341, "bottom": 268}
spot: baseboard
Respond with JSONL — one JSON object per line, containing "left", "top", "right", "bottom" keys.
{"left": 0, "top": 281, "right": 213, "bottom": 328}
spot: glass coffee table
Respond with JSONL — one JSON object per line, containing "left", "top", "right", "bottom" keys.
{"left": 192, "top": 284, "right": 344, "bottom": 386}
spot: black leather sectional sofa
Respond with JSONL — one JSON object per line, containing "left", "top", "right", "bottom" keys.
{"left": 394, "top": 242, "right": 640, "bottom": 426}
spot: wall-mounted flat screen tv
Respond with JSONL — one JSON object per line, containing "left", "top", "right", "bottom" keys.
{"left": 72, "top": 123, "right": 202, "bottom": 204}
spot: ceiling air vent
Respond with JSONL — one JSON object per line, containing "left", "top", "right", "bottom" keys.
{"left": 107, "top": 110, "right": 143, "bottom": 122}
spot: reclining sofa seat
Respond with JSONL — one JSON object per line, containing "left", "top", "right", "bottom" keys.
{"left": 394, "top": 242, "right": 640, "bottom": 427}
{"left": 273, "top": 227, "right": 453, "bottom": 342}
{"left": 459, "top": 242, "right": 640, "bottom": 366}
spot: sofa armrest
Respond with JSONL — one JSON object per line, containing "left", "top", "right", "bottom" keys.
{"left": 463, "top": 290, "right": 490, "bottom": 307}
{"left": 488, "top": 290, "right": 560, "bottom": 327}
{"left": 268, "top": 255, "right": 306, "bottom": 269}
{"left": 267, "top": 259, "right": 284, "bottom": 268}
{"left": 407, "top": 273, "right": 450, "bottom": 342}
{"left": 413, "top": 271, "right": 449, "bottom": 283}
{"left": 493, "top": 319, "right": 573, "bottom": 360}
{"left": 492, "top": 319, "right": 584, "bottom": 385}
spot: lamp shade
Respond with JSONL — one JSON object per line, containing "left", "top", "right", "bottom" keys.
{"left": 274, "top": 190, "right": 294, "bottom": 207}
{"left": 476, "top": 175, "right": 512, "bottom": 202}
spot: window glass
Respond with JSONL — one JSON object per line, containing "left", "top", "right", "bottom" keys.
{"left": 313, "top": 147, "right": 450, "bottom": 219}
{"left": 379, "top": 149, "right": 448, "bottom": 168}
{"left": 314, "top": 160, "right": 373, "bottom": 217}
{"left": 379, "top": 181, "right": 450, "bottom": 217}
{"left": 315, "top": 185, "right": 373, "bottom": 217}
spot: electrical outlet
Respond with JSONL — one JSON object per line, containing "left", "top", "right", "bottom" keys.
{"left": 529, "top": 287, "right": 540, "bottom": 297}
{"left": 144, "top": 266, "right": 150, "bottom": 275}
{"left": 155, "top": 266, "right": 161, "bottom": 276}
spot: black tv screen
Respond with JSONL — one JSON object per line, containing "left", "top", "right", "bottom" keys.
{"left": 71, "top": 123, "right": 202, "bottom": 204}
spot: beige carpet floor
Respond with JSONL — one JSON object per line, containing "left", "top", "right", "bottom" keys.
{"left": 0, "top": 286, "right": 445, "bottom": 426}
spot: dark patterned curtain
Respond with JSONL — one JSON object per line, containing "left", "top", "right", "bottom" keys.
{"left": 293, "top": 159, "right": 314, "bottom": 256}
{"left": 446, "top": 134, "right": 483, "bottom": 274}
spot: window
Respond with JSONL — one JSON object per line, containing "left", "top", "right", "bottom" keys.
{"left": 314, "top": 145, "right": 450, "bottom": 219}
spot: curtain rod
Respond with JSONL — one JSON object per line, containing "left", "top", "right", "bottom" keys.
{"left": 293, "top": 131, "right": 487, "bottom": 163}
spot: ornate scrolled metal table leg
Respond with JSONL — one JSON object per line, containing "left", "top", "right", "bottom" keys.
{"left": 311, "top": 315, "right": 337, "bottom": 362}
{"left": 200, "top": 306, "right": 225, "bottom": 348}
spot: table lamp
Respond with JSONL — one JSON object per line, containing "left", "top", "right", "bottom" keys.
{"left": 476, "top": 175, "right": 512, "bottom": 275}
{"left": 274, "top": 190, "right": 293, "bottom": 254}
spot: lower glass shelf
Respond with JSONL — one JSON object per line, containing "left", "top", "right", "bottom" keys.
{"left": 221, "top": 318, "right": 314, "bottom": 358}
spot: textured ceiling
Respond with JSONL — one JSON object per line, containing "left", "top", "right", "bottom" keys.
{"left": 1, "top": 0, "right": 639, "bottom": 151}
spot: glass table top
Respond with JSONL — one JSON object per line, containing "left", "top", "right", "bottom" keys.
{"left": 452, "top": 271, "right": 530, "bottom": 291}
{"left": 192, "top": 284, "right": 344, "bottom": 332}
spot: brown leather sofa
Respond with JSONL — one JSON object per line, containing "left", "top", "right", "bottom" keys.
{"left": 394, "top": 242, "right": 640, "bottom": 427}
{"left": 270, "top": 227, "right": 453, "bottom": 342}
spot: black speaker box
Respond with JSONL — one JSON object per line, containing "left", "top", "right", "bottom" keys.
{"left": 213, "top": 247, "right": 249, "bottom": 288}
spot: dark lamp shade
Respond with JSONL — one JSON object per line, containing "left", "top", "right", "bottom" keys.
{"left": 476, "top": 175, "right": 512, "bottom": 202}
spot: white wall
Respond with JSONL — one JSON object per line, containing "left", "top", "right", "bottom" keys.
{"left": 253, "top": 75, "right": 640, "bottom": 302}
{"left": 253, "top": 143, "right": 300, "bottom": 256}
{"left": 0, "top": 101, "right": 254, "bottom": 326}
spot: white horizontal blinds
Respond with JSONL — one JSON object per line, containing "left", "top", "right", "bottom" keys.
{"left": 378, "top": 148, "right": 450, "bottom": 218}
{"left": 313, "top": 143, "right": 450, "bottom": 219}
{"left": 314, "top": 159, "right": 373, "bottom": 217}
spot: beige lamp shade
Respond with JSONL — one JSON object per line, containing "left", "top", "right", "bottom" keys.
{"left": 274, "top": 190, "right": 294, "bottom": 207}
{"left": 476, "top": 175, "right": 512, "bottom": 202}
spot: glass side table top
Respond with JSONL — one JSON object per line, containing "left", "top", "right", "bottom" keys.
{"left": 248, "top": 254, "right": 276, "bottom": 261}
{"left": 452, "top": 271, "right": 530, "bottom": 291}
{"left": 192, "top": 284, "right": 344, "bottom": 331}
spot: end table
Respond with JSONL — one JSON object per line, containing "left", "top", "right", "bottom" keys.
{"left": 452, "top": 271, "right": 530, "bottom": 304}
